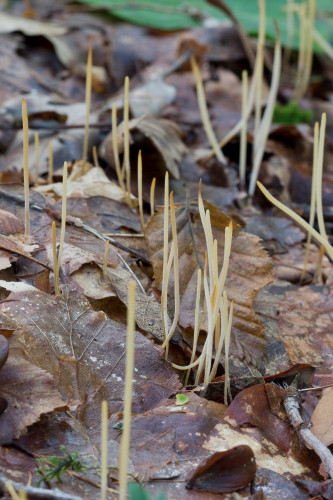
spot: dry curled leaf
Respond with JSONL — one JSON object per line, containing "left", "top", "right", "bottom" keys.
{"left": 186, "top": 445, "right": 256, "bottom": 493}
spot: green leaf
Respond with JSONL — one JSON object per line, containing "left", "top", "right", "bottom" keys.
{"left": 75, "top": 0, "right": 332, "bottom": 51}
{"left": 128, "top": 483, "right": 166, "bottom": 500}
{"left": 175, "top": 393, "right": 189, "bottom": 406}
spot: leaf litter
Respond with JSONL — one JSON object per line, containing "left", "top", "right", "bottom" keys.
{"left": 0, "top": 1, "right": 332, "bottom": 498}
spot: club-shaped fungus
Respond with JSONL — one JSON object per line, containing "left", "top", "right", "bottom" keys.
{"left": 239, "top": 69, "right": 248, "bottom": 189}
{"left": 283, "top": 0, "right": 295, "bottom": 68}
{"left": 51, "top": 221, "right": 60, "bottom": 296}
{"left": 34, "top": 131, "right": 39, "bottom": 183}
{"left": 22, "top": 97, "right": 30, "bottom": 242}
{"left": 137, "top": 150, "right": 144, "bottom": 231}
{"left": 111, "top": 103, "right": 127, "bottom": 197}
{"left": 249, "top": 22, "right": 281, "bottom": 196}
{"left": 54, "top": 162, "right": 68, "bottom": 296}
{"left": 100, "top": 400, "right": 108, "bottom": 500}
{"left": 103, "top": 240, "right": 109, "bottom": 279}
{"left": 83, "top": 35, "right": 93, "bottom": 161}
{"left": 190, "top": 56, "right": 226, "bottom": 163}
{"left": 257, "top": 181, "right": 333, "bottom": 260}
{"left": 150, "top": 177, "right": 156, "bottom": 216}
{"left": 316, "top": 113, "right": 327, "bottom": 241}
{"left": 123, "top": 76, "right": 133, "bottom": 208}
{"left": 48, "top": 142, "right": 53, "bottom": 185}
{"left": 118, "top": 281, "right": 136, "bottom": 500}
{"left": 301, "top": 121, "right": 319, "bottom": 281}
{"left": 254, "top": 0, "right": 265, "bottom": 135}
{"left": 161, "top": 192, "right": 180, "bottom": 354}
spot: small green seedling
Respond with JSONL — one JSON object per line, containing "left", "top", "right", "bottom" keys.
{"left": 175, "top": 394, "right": 189, "bottom": 406}
{"left": 35, "top": 446, "right": 87, "bottom": 486}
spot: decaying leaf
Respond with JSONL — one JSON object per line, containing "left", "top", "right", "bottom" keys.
{"left": 0, "top": 282, "right": 181, "bottom": 423}
{"left": 145, "top": 201, "right": 273, "bottom": 363}
{"left": 278, "top": 286, "right": 333, "bottom": 372}
{"left": 100, "top": 115, "right": 187, "bottom": 180}
{"left": 186, "top": 445, "right": 256, "bottom": 493}
{"left": 310, "top": 389, "right": 333, "bottom": 446}
{"left": 0, "top": 349, "right": 64, "bottom": 444}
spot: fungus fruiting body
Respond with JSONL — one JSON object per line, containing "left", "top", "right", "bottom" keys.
{"left": 100, "top": 400, "right": 108, "bottom": 500}
{"left": 118, "top": 281, "right": 136, "bottom": 500}
{"left": 83, "top": 35, "right": 93, "bottom": 161}
{"left": 22, "top": 97, "right": 30, "bottom": 241}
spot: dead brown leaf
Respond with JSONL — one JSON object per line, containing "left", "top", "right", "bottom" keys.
{"left": 0, "top": 346, "right": 64, "bottom": 444}
{"left": 145, "top": 201, "right": 273, "bottom": 364}
{"left": 0, "top": 281, "right": 181, "bottom": 425}
{"left": 310, "top": 389, "right": 333, "bottom": 446}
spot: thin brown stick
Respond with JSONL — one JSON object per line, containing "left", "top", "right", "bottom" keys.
{"left": 284, "top": 387, "right": 333, "bottom": 478}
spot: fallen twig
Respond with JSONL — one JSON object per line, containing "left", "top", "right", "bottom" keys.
{"left": 0, "top": 473, "right": 83, "bottom": 500}
{"left": 284, "top": 386, "right": 333, "bottom": 478}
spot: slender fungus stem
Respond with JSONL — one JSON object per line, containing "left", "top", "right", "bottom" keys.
{"left": 150, "top": 177, "right": 156, "bottom": 216}
{"left": 34, "top": 131, "right": 39, "bottom": 183}
{"left": 294, "top": 3, "right": 306, "bottom": 101}
{"left": 83, "top": 35, "right": 93, "bottom": 161}
{"left": 103, "top": 240, "right": 109, "bottom": 279}
{"left": 249, "top": 23, "right": 281, "bottom": 196}
{"left": 161, "top": 192, "right": 180, "bottom": 351}
{"left": 313, "top": 28, "right": 333, "bottom": 60}
{"left": 119, "top": 281, "right": 136, "bottom": 500}
{"left": 254, "top": 0, "right": 266, "bottom": 136}
{"left": 257, "top": 181, "right": 333, "bottom": 260}
{"left": 185, "top": 269, "right": 201, "bottom": 386}
{"left": 224, "top": 300, "right": 234, "bottom": 406}
{"left": 137, "top": 151, "right": 145, "bottom": 231}
{"left": 92, "top": 146, "right": 99, "bottom": 167}
{"left": 48, "top": 143, "right": 53, "bottom": 185}
{"left": 301, "top": 121, "right": 319, "bottom": 281}
{"left": 22, "top": 98, "right": 30, "bottom": 242}
{"left": 4, "top": 482, "right": 20, "bottom": 500}
{"left": 123, "top": 76, "right": 132, "bottom": 207}
{"left": 54, "top": 162, "right": 68, "bottom": 295}
{"left": 283, "top": 0, "right": 295, "bottom": 68}
{"left": 111, "top": 103, "right": 126, "bottom": 194}
{"left": 316, "top": 113, "right": 327, "bottom": 241}
{"left": 239, "top": 69, "right": 248, "bottom": 189}
{"left": 210, "top": 291, "right": 228, "bottom": 382}
{"left": 300, "top": 0, "right": 316, "bottom": 99}
{"left": 52, "top": 221, "right": 59, "bottom": 296}
{"left": 101, "top": 400, "right": 108, "bottom": 500}
{"left": 190, "top": 56, "right": 226, "bottom": 163}
{"left": 161, "top": 172, "right": 169, "bottom": 348}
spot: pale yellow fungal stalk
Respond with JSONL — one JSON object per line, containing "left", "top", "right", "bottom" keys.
{"left": 161, "top": 172, "right": 169, "bottom": 349}
{"left": 185, "top": 269, "right": 202, "bottom": 386}
{"left": 123, "top": 76, "right": 132, "bottom": 207}
{"left": 224, "top": 300, "right": 234, "bottom": 405}
{"left": 118, "top": 281, "right": 136, "bottom": 500}
{"left": 48, "top": 142, "right": 53, "bottom": 185}
{"left": 294, "top": 3, "right": 307, "bottom": 100}
{"left": 83, "top": 35, "right": 93, "bottom": 161}
{"left": 150, "top": 177, "right": 156, "bottom": 216}
{"left": 316, "top": 113, "right": 327, "bottom": 241}
{"left": 161, "top": 192, "right": 180, "bottom": 351}
{"left": 283, "top": 0, "right": 295, "bottom": 68}
{"left": 137, "top": 150, "right": 144, "bottom": 231}
{"left": 313, "top": 28, "right": 333, "bottom": 60}
{"left": 54, "top": 162, "right": 68, "bottom": 296}
{"left": 5, "top": 482, "right": 20, "bottom": 500}
{"left": 257, "top": 181, "right": 333, "bottom": 260}
{"left": 34, "top": 131, "right": 39, "bottom": 183}
{"left": 249, "top": 24, "right": 281, "bottom": 196}
{"left": 103, "top": 240, "right": 109, "bottom": 278}
{"left": 254, "top": 0, "right": 266, "bottom": 135}
{"left": 112, "top": 103, "right": 126, "bottom": 196}
{"left": 100, "top": 400, "right": 108, "bottom": 500}
{"left": 301, "top": 121, "right": 319, "bottom": 281}
{"left": 239, "top": 69, "right": 248, "bottom": 189}
{"left": 52, "top": 221, "right": 60, "bottom": 296}
{"left": 210, "top": 291, "right": 228, "bottom": 382}
{"left": 300, "top": 0, "right": 316, "bottom": 99}
{"left": 92, "top": 145, "right": 99, "bottom": 167}
{"left": 22, "top": 98, "right": 30, "bottom": 241}
{"left": 191, "top": 56, "right": 226, "bottom": 163}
